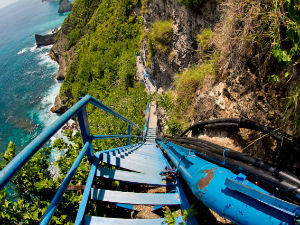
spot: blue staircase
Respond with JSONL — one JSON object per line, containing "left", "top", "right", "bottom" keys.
{"left": 1, "top": 94, "right": 300, "bottom": 224}
{"left": 1, "top": 56, "right": 300, "bottom": 224}
{"left": 74, "top": 127, "right": 193, "bottom": 225}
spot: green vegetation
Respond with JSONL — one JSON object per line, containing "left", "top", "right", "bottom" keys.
{"left": 59, "top": 0, "right": 148, "bottom": 149}
{"left": 163, "top": 206, "right": 197, "bottom": 224}
{"left": 0, "top": 134, "right": 88, "bottom": 224}
{"left": 158, "top": 57, "right": 217, "bottom": 135}
{"left": 146, "top": 20, "right": 173, "bottom": 65}
{"left": 67, "top": 29, "right": 81, "bottom": 49}
{"left": 178, "top": 0, "right": 203, "bottom": 10}
{"left": 158, "top": 32, "right": 218, "bottom": 136}
{"left": 196, "top": 28, "right": 213, "bottom": 54}
{"left": 265, "top": 0, "right": 300, "bottom": 130}
{"left": 63, "top": 0, "right": 102, "bottom": 49}
{"left": 284, "top": 85, "right": 300, "bottom": 129}
{"left": 158, "top": 91, "right": 183, "bottom": 135}
{"left": 175, "top": 55, "right": 217, "bottom": 112}
{"left": 270, "top": 0, "right": 300, "bottom": 68}
{"left": 141, "top": 0, "right": 149, "bottom": 14}
{"left": 199, "top": 0, "right": 300, "bottom": 133}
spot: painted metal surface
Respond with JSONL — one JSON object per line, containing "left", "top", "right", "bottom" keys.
{"left": 92, "top": 134, "right": 143, "bottom": 140}
{"left": 83, "top": 216, "right": 184, "bottom": 225}
{"left": 95, "top": 167, "right": 166, "bottom": 186}
{"left": 157, "top": 139, "right": 300, "bottom": 225}
{"left": 75, "top": 152, "right": 101, "bottom": 225}
{"left": 225, "top": 178, "right": 300, "bottom": 217}
{"left": 77, "top": 106, "right": 94, "bottom": 163}
{"left": 127, "top": 124, "right": 131, "bottom": 145}
{"left": 87, "top": 133, "right": 196, "bottom": 225}
{"left": 40, "top": 141, "right": 91, "bottom": 225}
{"left": 105, "top": 151, "right": 166, "bottom": 163}
{"left": 101, "top": 153, "right": 166, "bottom": 174}
{"left": 90, "top": 188, "right": 181, "bottom": 205}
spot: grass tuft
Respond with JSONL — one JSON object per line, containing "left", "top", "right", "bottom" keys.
{"left": 147, "top": 20, "right": 173, "bottom": 55}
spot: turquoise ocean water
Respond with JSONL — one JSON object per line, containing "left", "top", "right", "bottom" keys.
{"left": 0, "top": 0, "right": 68, "bottom": 153}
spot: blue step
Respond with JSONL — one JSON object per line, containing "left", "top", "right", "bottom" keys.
{"left": 105, "top": 153, "right": 166, "bottom": 166}
{"left": 90, "top": 188, "right": 180, "bottom": 205}
{"left": 96, "top": 167, "right": 166, "bottom": 186}
{"left": 101, "top": 154, "right": 166, "bottom": 174}
{"left": 83, "top": 216, "right": 184, "bottom": 225}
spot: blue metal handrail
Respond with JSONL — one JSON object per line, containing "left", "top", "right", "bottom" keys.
{"left": 0, "top": 94, "right": 146, "bottom": 224}
{"left": 0, "top": 95, "right": 142, "bottom": 190}
{"left": 41, "top": 142, "right": 142, "bottom": 225}
{"left": 41, "top": 141, "right": 92, "bottom": 225}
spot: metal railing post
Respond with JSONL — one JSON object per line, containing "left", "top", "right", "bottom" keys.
{"left": 77, "top": 106, "right": 95, "bottom": 163}
{"left": 136, "top": 131, "right": 140, "bottom": 143}
{"left": 127, "top": 124, "right": 131, "bottom": 145}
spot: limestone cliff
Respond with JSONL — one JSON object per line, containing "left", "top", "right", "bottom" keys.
{"left": 50, "top": 30, "right": 76, "bottom": 81}
{"left": 141, "top": 0, "right": 300, "bottom": 171}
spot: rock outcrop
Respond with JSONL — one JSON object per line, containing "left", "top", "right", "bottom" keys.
{"left": 50, "top": 95, "right": 68, "bottom": 114}
{"left": 58, "top": 0, "right": 72, "bottom": 14}
{"left": 35, "top": 32, "right": 58, "bottom": 47}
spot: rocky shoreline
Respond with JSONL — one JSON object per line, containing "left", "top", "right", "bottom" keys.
{"left": 44, "top": 1, "right": 75, "bottom": 114}
{"left": 48, "top": 26, "right": 77, "bottom": 113}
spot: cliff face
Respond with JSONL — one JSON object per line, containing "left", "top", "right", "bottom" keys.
{"left": 146, "top": 0, "right": 300, "bottom": 171}
{"left": 50, "top": 31, "right": 77, "bottom": 81}
{"left": 51, "top": 0, "right": 299, "bottom": 167}
{"left": 141, "top": 0, "right": 220, "bottom": 90}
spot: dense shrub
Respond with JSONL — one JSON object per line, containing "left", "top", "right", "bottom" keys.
{"left": 60, "top": 0, "right": 148, "bottom": 140}
{"left": 147, "top": 20, "right": 173, "bottom": 55}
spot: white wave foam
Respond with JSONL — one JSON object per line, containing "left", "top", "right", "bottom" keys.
{"left": 30, "top": 44, "right": 37, "bottom": 52}
{"left": 38, "top": 81, "right": 61, "bottom": 128}
{"left": 38, "top": 81, "right": 78, "bottom": 142}
{"left": 25, "top": 70, "right": 37, "bottom": 75}
{"left": 17, "top": 48, "right": 27, "bottom": 55}
{"left": 37, "top": 51, "right": 58, "bottom": 69}
{"left": 40, "top": 45, "right": 53, "bottom": 50}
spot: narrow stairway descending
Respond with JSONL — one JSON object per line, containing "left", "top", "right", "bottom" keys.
{"left": 73, "top": 63, "right": 196, "bottom": 224}
{"left": 74, "top": 126, "right": 195, "bottom": 225}
{"left": 2, "top": 55, "right": 300, "bottom": 225}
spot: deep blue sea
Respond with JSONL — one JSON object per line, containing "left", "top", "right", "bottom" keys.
{"left": 0, "top": 0, "right": 69, "bottom": 153}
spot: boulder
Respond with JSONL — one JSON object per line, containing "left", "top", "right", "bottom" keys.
{"left": 58, "top": 0, "right": 72, "bottom": 14}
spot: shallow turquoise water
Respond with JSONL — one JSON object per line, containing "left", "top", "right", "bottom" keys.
{"left": 0, "top": 0, "right": 68, "bottom": 152}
